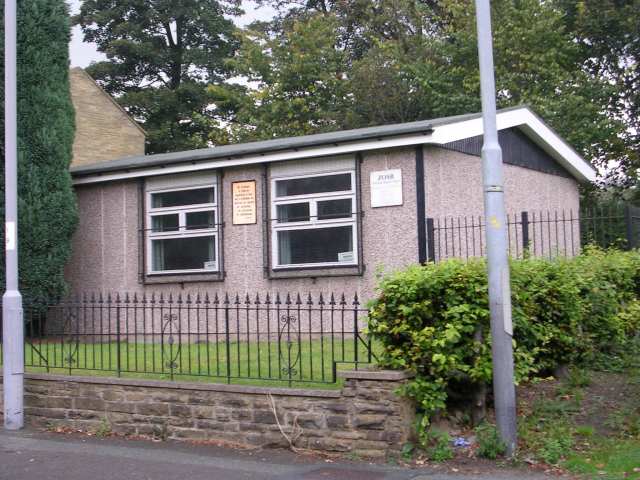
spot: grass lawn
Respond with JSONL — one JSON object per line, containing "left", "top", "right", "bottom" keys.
{"left": 565, "top": 439, "right": 640, "bottom": 480}
{"left": 17, "top": 337, "right": 378, "bottom": 389}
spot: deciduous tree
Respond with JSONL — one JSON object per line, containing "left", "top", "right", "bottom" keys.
{"left": 75, "top": 0, "right": 241, "bottom": 153}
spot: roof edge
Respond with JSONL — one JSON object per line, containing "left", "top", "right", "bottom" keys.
{"left": 70, "top": 105, "right": 596, "bottom": 185}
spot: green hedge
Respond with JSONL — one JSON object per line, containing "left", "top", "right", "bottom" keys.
{"left": 367, "top": 248, "right": 640, "bottom": 427}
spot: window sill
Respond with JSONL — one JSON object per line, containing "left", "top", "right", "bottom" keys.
{"left": 143, "top": 271, "right": 224, "bottom": 285}
{"left": 267, "top": 264, "right": 364, "bottom": 280}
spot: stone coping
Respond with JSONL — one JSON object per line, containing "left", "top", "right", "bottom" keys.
{"left": 11, "top": 373, "right": 342, "bottom": 398}
{"left": 338, "top": 369, "right": 415, "bottom": 381}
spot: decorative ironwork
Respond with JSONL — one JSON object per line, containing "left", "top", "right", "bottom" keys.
{"left": 62, "top": 306, "right": 80, "bottom": 367}
{"left": 278, "top": 314, "right": 300, "bottom": 377}
{"left": 161, "top": 313, "right": 181, "bottom": 371}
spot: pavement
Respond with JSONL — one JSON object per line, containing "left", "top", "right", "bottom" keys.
{"left": 0, "top": 429, "right": 552, "bottom": 480}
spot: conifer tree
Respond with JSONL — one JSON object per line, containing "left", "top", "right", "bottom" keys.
{"left": 1, "top": 0, "right": 78, "bottom": 302}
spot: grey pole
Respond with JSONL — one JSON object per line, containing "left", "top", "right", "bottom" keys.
{"left": 3, "top": 0, "right": 24, "bottom": 430}
{"left": 474, "top": 0, "right": 517, "bottom": 454}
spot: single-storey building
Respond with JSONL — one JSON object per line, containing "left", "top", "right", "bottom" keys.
{"left": 65, "top": 106, "right": 595, "bottom": 301}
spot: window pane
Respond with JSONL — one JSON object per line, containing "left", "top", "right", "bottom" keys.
{"left": 152, "top": 236, "right": 215, "bottom": 271}
{"left": 275, "top": 173, "right": 351, "bottom": 197}
{"left": 276, "top": 203, "right": 310, "bottom": 223}
{"left": 317, "top": 199, "right": 352, "bottom": 220}
{"left": 186, "top": 211, "right": 215, "bottom": 230}
{"left": 278, "top": 226, "right": 354, "bottom": 265}
{"left": 151, "top": 214, "right": 179, "bottom": 232}
{"left": 152, "top": 187, "right": 214, "bottom": 208}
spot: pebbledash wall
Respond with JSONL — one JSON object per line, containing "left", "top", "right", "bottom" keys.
{"left": 0, "top": 370, "right": 415, "bottom": 458}
{"left": 64, "top": 144, "right": 579, "bottom": 302}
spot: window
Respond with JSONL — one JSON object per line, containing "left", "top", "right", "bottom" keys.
{"left": 146, "top": 181, "right": 219, "bottom": 275}
{"left": 271, "top": 170, "right": 357, "bottom": 268}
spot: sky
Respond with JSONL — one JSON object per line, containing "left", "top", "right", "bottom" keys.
{"left": 67, "top": 0, "right": 276, "bottom": 68}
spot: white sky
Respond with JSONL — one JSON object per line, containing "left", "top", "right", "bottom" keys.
{"left": 67, "top": 0, "right": 276, "bottom": 67}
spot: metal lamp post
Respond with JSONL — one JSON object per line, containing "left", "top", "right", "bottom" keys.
{"left": 474, "top": 0, "right": 517, "bottom": 454}
{"left": 3, "top": 0, "right": 25, "bottom": 430}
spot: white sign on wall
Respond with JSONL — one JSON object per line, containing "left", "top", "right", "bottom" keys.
{"left": 370, "top": 169, "right": 403, "bottom": 208}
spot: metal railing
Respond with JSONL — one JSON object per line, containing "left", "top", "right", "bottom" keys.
{"left": 0, "top": 292, "right": 374, "bottom": 386}
{"left": 426, "top": 205, "right": 640, "bottom": 262}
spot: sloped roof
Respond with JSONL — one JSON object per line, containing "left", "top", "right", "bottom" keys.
{"left": 71, "top": 106, "right": 596, "bottom": 184}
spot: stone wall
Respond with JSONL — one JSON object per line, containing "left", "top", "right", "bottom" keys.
{"left": 0, "top": 370, "right": 415, "bottom": 459}
{"left": 69, "top": 67, "right": 146, "bottom": 168}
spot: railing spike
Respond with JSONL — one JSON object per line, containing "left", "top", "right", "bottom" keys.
{"left": 295, "top": 293, "right": 302, "bottom": 305}
{"left": 255, "top": 293, "right": 261, "bottom": 304}
{"left": 245, "top": 293, "right": 251, "bottom": 305}
{"left": 307, "top": 292, "right": 313, "bottom": 305}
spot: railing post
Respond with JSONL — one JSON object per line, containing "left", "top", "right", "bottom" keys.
{"left": 521, "top": 211, "right": 530, "bottom": 256}
{"left": 115, "top": 294, "right": 121, "bottom": 378}
{"left": 353, "top": 293, "right": 359, "bottom": 369}
{"left": 624, "top": 204, "right": 635, "bottom": 250}
{"left": 224, "top": 294, "right": 231, "bottom": 384}
{"left": 426, "top": 218, "right": 436, "bottom": 263}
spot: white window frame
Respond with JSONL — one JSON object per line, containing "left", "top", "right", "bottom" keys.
{"left": 270, "top": 170, "right": 358, "bottom": 269}
{"left": 146, "top": 182, "right": 219, "bottom": 275}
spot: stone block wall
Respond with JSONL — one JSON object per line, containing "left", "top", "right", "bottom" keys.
{"left": 0, "top": 370, "right": 415, "bottom": 459}
{"left": 69, "top": 68, "right": 146, "bottom": 167}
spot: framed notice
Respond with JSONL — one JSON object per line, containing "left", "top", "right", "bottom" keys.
{"left": 370, "top": 169, "right": 403, "bottom": 207}
{"left": 232, "top": 180, "right": 257, "bottom": 225}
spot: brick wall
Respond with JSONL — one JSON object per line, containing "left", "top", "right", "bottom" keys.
{"left": 0, "top": 370, "right": 415, "bottom": 459}
{"left": 69, "top": 68, "right": 146, "bottom": 168}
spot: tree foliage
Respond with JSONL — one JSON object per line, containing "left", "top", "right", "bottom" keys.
{"left": 219, "top": 0, "right": 631, "bottom": 185}
{"left": 74, "top": 0, "right": 242, "bottom": 153}
{"left": 79, "top": 0, "right": 639, "bottom": 193}
{"left": 210, "top": 14, "right": 351, "bottom": 141}
{"left": 555, "top": 0, "right": 640, "bottom": 195}
{"left": 0, "top": 0, "right": 78, "bottom": 302}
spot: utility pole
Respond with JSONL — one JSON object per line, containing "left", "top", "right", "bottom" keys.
{"left": 3, "top": 0, "right": 24, "bottom": 430}
{"left": 474, "top": 0, "right": 517, "bottom": 455}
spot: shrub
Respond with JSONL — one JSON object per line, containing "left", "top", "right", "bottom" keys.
{"left": 367, "top": 248, "right": 640, "bottom": 429}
